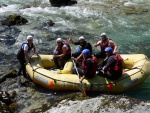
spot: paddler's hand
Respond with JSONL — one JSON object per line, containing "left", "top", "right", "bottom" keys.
{"left": 33, "top": 53, "right": 38, "bottom": 56}
{"left": 28, "top": 58, "right": 34, "bottom": 63}
{"left": 79, "top": 76, "right": 85, "bottom": 83}
{"left": 71, "top": 57, "right": 77, "bottom": 62}
{"left": 53, "top": 55, "right": 59, "bottom": 58}
{"left": 113, "top": 51, "right": 116, "bottom": 54}
{"left": 68, "top": 37, "right": 72, "bottom": 42}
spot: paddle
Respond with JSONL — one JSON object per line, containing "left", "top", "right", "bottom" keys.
{"left": 72, "top": 59, "right": 87, "bottom": 96}
{"left": 69, "top": 31, "right": 87, "bottom": 96}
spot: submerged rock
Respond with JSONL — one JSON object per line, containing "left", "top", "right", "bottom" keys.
{"left": 123, "top": 6, "right": 149, "bottom": 14}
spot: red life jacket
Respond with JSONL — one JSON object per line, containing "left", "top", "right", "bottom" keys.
{"left": 100, "top": 38, "right": 114, "bottom": 53}
{"left": 56, "top": 40, "right": 71, "bottom": 55}
{"left": 108, "top": 54, "right": 123, "bottom": 73}
{"left": 82, "top": 56, "right": 98, "bottom": 74}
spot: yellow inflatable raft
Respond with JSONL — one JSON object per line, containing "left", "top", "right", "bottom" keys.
{"left": 26, "top": 54, "right": 150, "bottom": 92}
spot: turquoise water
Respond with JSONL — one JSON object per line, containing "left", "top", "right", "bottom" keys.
{"left": 0, "top": 0, "right": 150, "bottom": 102}
{"left": 125, "top": 76, "right": 150, "bottom": 100}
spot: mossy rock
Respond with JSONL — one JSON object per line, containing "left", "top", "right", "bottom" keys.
{"left": 1, "top": 14, "right": 28, "bottom": 26}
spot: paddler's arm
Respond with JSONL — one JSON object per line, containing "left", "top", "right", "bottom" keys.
{"left": 24, "top": 50, "right": 30, "bottom": 63}
{"left": 79, "top": 59, "right": 92, "bottom": 83}
{"left": 53, "top": 46, "right": 66, "bottom": 58}
{"left": 109, "top": 40, "right": 118, "bottom": 54}
{"left": 76, "top": 53, "right": 83, "bottom": 61}
{"left": 93, "top": 41, "right": 101, "bottom": 47}
{"left": 33, "top": 44, "right": 36, "bottom": 55}
{"left": 68, "top": 37, "right": 75, "bottom": 45}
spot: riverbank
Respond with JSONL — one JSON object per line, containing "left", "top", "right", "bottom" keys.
{"left": 45, "top": 94, "right": 150, "bottom": 113}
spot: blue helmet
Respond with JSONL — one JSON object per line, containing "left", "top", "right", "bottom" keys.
{"left": 105, "top": 47, "right": 113, "bottom": 52}
{"left": 82, "top": 49, "right": 90, "bottom": 54}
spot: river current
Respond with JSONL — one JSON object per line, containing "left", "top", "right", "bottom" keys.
{"left": 0, "top": 0, "right": 150, "bottom": 112}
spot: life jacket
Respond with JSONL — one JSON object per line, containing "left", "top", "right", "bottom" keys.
{"left": 108, "top": 54, "right": 123, "bottom": 74}
{"left": 100, "top": 38, "right": 114, "bottom": 53}
{"left": 17, "top": 42, "right": 34, "bottom": 59}
{"left": 82, "top": 56, "right": 98, "bottom": 75}
{"left": 56, "top": 40, "right": 71, "bottom": 55}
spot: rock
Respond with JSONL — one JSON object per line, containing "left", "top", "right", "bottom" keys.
{"left": 0, "top": 91, "right": 11, "bottom": 105}
{"left": 123, "top": 6, "right": 149, "bottom": 14}
{"left": 9, "top": 91, "right": 17, "bottom": 99}
{"left": 0, "top": 69, "right": 17, "bottom": 84}
{"left": 0, "top": 4, "right": 7, "bottom": 7}
{"left": 9, "top": 102, "right": 18, "bottom": 113}
{"left": 1, "top": 14, "right": 28, "bottom": 26}
{"left": 0, "top": 101, "right": 11, "bottom": 113}
{"left": 42, "top": 20, "right": 55, "bottom": 28}
{"left": 47, "top": 20, "right": 55, "bottom": 26}
{"left": 0, "top": 91, "right": 17, "bottom": 113}
{"left": 49, "top": 0, "right": 77, "bottom": 7}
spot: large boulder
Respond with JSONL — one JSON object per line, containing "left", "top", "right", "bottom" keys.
{"left": 49, "top": 0, "right": 77, "bottom": 7}
{"left": 1, "top": 14, "right": 28, "bottom": 26}
{"left": 0, "top": 69, "right": 17, "bottom": 84}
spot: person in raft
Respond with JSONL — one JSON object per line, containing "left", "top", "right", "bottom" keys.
{"left": 72, "top": 49, "right": 98, "bottom": 83}
{"left": 97, "top": 47, "right": 123, "bottom": 80}
{"left": 93, "top": 33, "right": 118, "bottom": 58}
{"left": 53, "top": 38, "right": 71, "bottom": 69}
{"left": 68, "top": 36, "right": 92, "bottom": 62}
{"left": 17, "top": 35, "right": 36, "bottom": 79}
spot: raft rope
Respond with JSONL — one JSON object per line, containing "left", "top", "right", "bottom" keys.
{"left": 113, "top": 58, "right": 148, "bottom": 84}
{"left": 29, "top": 56, "right": 149, "bottom": 90}
{"left": 31, "top": 65, "right": 82, "bottom": 85}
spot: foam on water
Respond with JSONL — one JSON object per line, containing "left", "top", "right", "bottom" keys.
{"left": 0, "top": 5, "right": 20, "bottom": 15}
{"left": 124, "top": 1, "right": 138, "bottom": 6}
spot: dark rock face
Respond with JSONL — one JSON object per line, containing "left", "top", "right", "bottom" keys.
{"left": 1, "top": 14, "right": 28, "bottom": 26}
{"left": 49, "top": 0, "right": 77, "bottom": 7}
{"left": 0, "top": 91, "right": 17, "bottom": 113}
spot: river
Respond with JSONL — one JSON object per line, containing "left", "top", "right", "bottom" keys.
{"left": 0, "top": 0, "right": 150, "bottom": 112}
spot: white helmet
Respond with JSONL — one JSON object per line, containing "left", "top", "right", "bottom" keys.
{"left": 56, "top": 38, "right": 63, "bottom": 43}
{"left": 101, "top": 33, "right": 106, "bottom": 37}
{"left": 27, "top": 35, "right": 33, "bottom": 40}
{"left": 79, "top": 36, "right": 85, "bottom": 40}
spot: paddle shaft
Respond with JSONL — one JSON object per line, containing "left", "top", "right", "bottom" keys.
{"left": 69, "top": 32, "right": 87, "bottom": 96}
{"left": 72, "top": 59, "right": 87, "bottom": 96}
